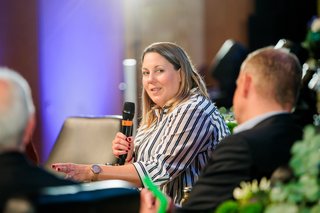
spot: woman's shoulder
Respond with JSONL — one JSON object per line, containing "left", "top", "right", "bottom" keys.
{"left": 174, "top": 93, "right": 217, "bottom": 115}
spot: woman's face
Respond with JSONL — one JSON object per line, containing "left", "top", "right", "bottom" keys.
{"left": 142, "top": 52, "right": 181, "bottom": 107}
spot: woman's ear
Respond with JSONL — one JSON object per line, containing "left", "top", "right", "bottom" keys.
{"left": 178, "top": 68, "right": 182, "bottom": 83}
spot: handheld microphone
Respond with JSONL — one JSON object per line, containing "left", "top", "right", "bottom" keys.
{"left": 118, "top": 102, "right": 135, "bottom": 165}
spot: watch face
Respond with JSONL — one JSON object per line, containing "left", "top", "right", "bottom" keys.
{"left": 91, "top": 164, "right": 102, "bottom": 174}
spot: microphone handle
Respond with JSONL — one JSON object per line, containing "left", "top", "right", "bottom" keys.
{"left": 118, "top": 154, "right": 127, "bottom": 165}
{"left": 118, "top": 124, "right": 133, "bottom": 165}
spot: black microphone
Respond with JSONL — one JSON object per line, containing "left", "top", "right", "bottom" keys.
{"left": 118, "top": 102, "right": 135, "bottom": 165}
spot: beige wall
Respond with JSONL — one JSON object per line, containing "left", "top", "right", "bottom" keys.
{"left": 123, "top": 0, "right": 254, "bottom": 87}
{"left": 124, "top": 0, "right": 205, "bottom": 67}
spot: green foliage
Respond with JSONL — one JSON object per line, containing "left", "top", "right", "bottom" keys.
{"left": 215, "top": 200, "right": 239, "bottom": 213}
{"left": 303, "top": 30, "right": 320, "bottom": 59}
{"left": 227, "top": 122, "right": 238, "bottom": 134}
{"left": 219, "top": 107, "right": 237, "bottom": 133}
{"left": 268, "top": 125, "right": 320, "bottom": 208}
{"left": 302, "top": 17, "right": 320, "bottom": 59}
{"left": 239, "top": 203, "right": 264, "bottom": 213}
{"left": 215, "top": 125, "right": 320, "bottom": 213}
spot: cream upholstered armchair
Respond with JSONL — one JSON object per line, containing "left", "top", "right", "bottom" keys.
{"left": 45, "top": 115, "right": 122, "bottom": 168}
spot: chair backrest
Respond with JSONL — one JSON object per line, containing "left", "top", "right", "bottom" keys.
{"left": 210, "top": 39, "right": 249, "bottom": 108}
{"left": 45, "top": 115, "right": 122, "bottom": 168}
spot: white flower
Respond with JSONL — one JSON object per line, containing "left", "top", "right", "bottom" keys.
{"left": 233, "top": 178, "right": 271, "bottom": 200}
{"left": 259, "top": 177, "right": 271, "bottom": 191}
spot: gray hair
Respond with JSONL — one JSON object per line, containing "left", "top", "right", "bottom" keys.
{"left": 0, "top": 67, "right": 35, "bottom": 146}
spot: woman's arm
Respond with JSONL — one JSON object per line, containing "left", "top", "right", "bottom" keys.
{"left": 95, "top": 163, "right": 142, "bottom": 186}
{"left": 134, "top": 99, "right": 222, "bottom": 185}
{"left": 51, "top": 162, "right": 142, "bottom": 187}
{"left": 51, "top": 131, "right": 140, "bottom": 186}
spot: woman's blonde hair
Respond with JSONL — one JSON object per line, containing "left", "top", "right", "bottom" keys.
{"left": 140, "top": 42, "right": 209, "bottom": 127}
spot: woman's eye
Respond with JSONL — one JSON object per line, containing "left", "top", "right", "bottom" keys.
{"left": 155, "top": 69, "right": 164, "bottom": 73}
{"left": 142, "top": 71, "right": 149, "bottom": 76}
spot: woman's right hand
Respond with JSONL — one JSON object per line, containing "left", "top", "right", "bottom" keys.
{"left": 112, "top": 132, "right": 134, "bottom": 163}
{"left": 51, "top": 163, "right": 92, "bottom": 182}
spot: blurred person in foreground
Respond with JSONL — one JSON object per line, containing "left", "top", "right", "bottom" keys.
{"left": 140, "top": 46, "right": 304, "bottom": 212}
{"left": 0, "top": 67, "right": 77, "bottom": 209}
{"left": 52, "top": 42, "right": 230, "bottom": 204}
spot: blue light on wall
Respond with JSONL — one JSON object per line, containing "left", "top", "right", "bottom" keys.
{"left": 38, "top": 0, "right": 124, "bottom": 163}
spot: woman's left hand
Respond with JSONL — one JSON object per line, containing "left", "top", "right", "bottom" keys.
{"left": 51, "top": 163, "right": 92, "bottom": 182}
{"left": 112, "top": 132, "right": 135, "bottom": 163}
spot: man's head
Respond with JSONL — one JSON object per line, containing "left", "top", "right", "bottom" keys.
{"left": 233, "top": 47, "right": 302, "bottom": 124}
{"left": 0, "top": 67, "right": 35, "bottom": 151}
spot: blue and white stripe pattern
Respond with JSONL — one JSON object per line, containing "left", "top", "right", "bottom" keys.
{"left": 133, "top": 91, "right": 230, "bottom": 204}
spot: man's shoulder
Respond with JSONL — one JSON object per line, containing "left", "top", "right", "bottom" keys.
{"left": 252, "top": 114, "right": 303, "bottom": 138}
{"left": 257, "top": 113, "right": 299, "bottom": 126}
{"left": 220, "top": 113, "right": 302, "bottom": 146}
{"left": 239, "top": 114, "right": 301, "bottom": 135}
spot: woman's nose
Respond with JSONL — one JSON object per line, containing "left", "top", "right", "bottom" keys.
{"left": 146, "top": 72, "right": 155, "bottom": 82}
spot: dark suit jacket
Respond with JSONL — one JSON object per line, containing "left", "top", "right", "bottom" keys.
{"left": 177, "top": 113, "right": 303, "bottom": 212}
{"left": 0, "top": 151, "right": 77, "bottom": 209}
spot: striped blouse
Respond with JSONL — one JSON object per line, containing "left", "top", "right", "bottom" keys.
{"left": 132, "top": 91, "right": 230, "bottom": 204}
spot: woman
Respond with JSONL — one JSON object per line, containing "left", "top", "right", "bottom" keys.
{"left": 52, "top": 42, "right": 230, "bottom": 204}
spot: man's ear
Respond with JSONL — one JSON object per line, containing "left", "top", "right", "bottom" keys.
{"left": 242, "top": 73, "right": 252, "bottom": 98}
{"left": 22, "top": 114, "right": 36, "bottom": 147}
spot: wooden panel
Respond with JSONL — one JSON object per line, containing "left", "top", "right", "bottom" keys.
{"left": 204, "top": 0, "right": 254, "bottom": 86}
{"left": 0, "top": 0, "right": 42, "bottom": 158}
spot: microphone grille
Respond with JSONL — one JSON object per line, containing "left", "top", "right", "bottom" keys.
{"left": 123, "top": 102, "right": 135, "bottom": 120}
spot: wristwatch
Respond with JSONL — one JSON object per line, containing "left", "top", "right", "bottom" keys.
{"left": 90, "top": 164, "right": 102, "bottom": 181}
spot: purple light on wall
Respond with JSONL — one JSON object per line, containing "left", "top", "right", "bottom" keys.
{"left": 38, "top": 0, "right": 124, "bottom": 163}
